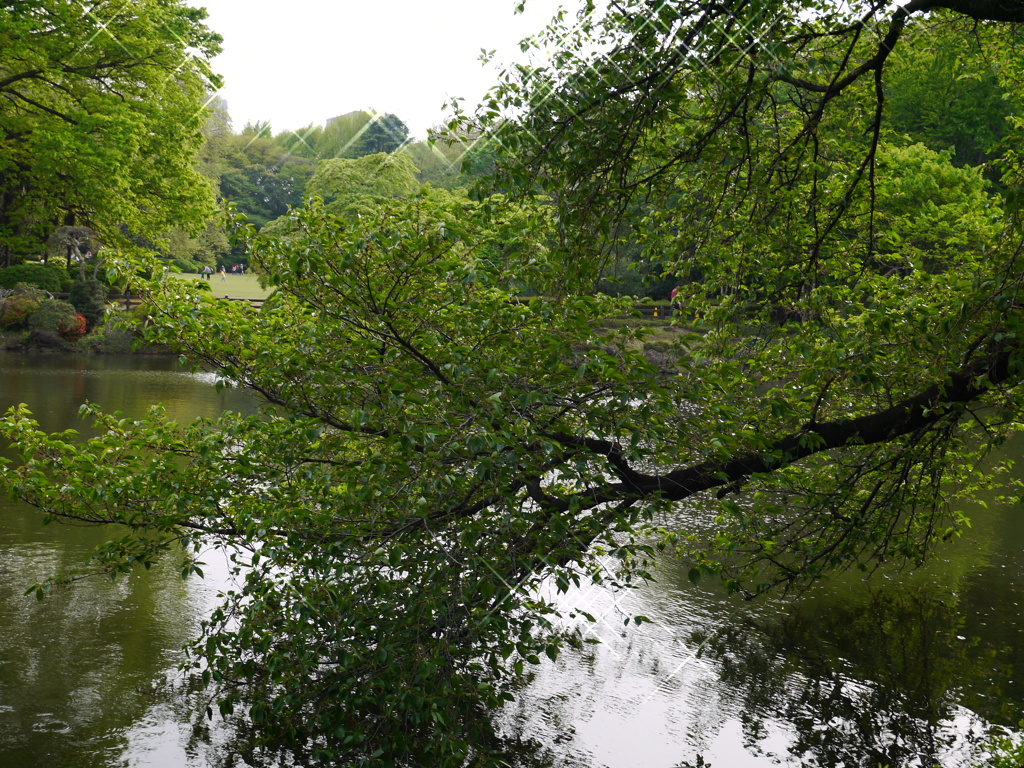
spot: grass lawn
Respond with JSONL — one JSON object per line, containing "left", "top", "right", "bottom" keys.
{"left": 186, "top": 273, "right": 271, "bottom": 301}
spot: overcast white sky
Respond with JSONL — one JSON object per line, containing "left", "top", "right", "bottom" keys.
{"left": 190, "top": 0, "right": 573, "bottom": 140}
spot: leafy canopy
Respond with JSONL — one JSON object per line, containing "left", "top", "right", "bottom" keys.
{"left": 0, "top": 0, "right": 221, "bottom": 261}
{"left": 4, "top": 0, "right": 1024, "bottom": 765}
{"left": 305, "top": 152, "right": 421, "bottom": 217}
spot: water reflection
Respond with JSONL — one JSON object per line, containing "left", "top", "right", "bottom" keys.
{"left": 698, "top": 588, "right": 991, "bottom": 767}
{"left": 0, "top": 353, "right": 1021, "bottom": 767}
{"left": 0, "top": 353, "right": 255, "bottom": 767}
{"left": 0, "top": 537, "right": 201, "bottom": 767}
{"left": 501, "top": 505, "right": 1023, "bottom": 768}
{"left": 0, "top": 353, "right": 253, "bottom": 433}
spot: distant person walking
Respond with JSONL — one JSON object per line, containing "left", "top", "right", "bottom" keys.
{"left": 219, "top": 266, "right": 226, "bottom": 282}
{"left": 669, "top": 285, "right": 680, "bottom": 316}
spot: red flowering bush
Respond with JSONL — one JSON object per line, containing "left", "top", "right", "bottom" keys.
{"left": 28, "top": 299, "right": 86, "bottom": 341}
{"left": 58, "top": 312, "right": 87, "bottom": 341}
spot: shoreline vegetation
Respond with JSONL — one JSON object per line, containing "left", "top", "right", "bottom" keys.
{"left": 0, "top": 273, "right": 273, "bottom": 354}
{"left": 1, "top": 273, "right": 692, "bottom": 366}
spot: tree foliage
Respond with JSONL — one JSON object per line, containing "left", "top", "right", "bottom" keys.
{"left": 0, "top": 0, "right": 222, "bottom": 264}
{"left": 4, "top": 0, "right": 1024, "bottom": 765}
{"left": 405, "top": 128, "right": 499, "bottom": 191}
{"left": 293, "top": 111, "right": 373, "bottom": 159}
{"left": 884, "top": 22, "right": 1015, "bottom": 167}
{"left": 215, "top": 133, "right": 315, "bottom": 229}
{"left": 304, "top": 152, "right": 421, "bottom": 217}
{"left": 275, "top": 110, "right": 411, "bottom": 160}
{"left": 463, "top": 0, "right": 1024, "bottom": 588}
{"left": 350, "top": 112, "right": 411, "bottom": 156}
{"left": 870, "top": 141, "right": 1001, "bottom": 271}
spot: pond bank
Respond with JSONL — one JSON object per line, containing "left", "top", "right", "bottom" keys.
{"left": 1, "top": 327, "right": 173, "bottom": 355}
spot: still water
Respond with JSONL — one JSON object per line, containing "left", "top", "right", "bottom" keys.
{"left": 0, "top": 353, "right": 1021, "bottom": 767}
{"left": 0, "top": 354, "right": 256, "bottom": 768}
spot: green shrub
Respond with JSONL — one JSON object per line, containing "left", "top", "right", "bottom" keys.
{"left": 0, "top": 293, "right": 40, "bottom": 330}
{"left": 69, "top": 279, "right": 108, "bottom": 330}
{"left": 0, "top": 263, "right": 72, "bottom": 292}
{"left": 28, "top": 299, "right": 85, "bottom": 339}
{"left": 11, "top": 282, "right": 46, "bottom": 299}
{"left": 170, "top": 258, "right": 202, "bottom": 273}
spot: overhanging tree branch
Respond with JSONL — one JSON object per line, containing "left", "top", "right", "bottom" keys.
{"left": 565, "top": 338, "right": 1017, "bottom": 509}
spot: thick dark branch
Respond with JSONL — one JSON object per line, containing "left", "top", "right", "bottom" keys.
{"left": 503, "top": 342, "right": 1017, "bottom": 586}
{"left": 774, "top": 0, "right": 929, "bottom": 96}
{"left": 0, "top": 56, "right": 153, "bottom": 95}
{"left": 4, "top": 89, "right": 78, "bottom": 124}
{"left": 540, "top": 430, "right": 649, "bottom": 486}
{"left": 929, "top": 0, "right": 1024, "bottom": 21}
{"left": 777, "top": 0, "right": 1024, "bottom": 98}
{"left": 0, "top": 68, "right": 46, "bottom": 92}
{"left": 572, "top": 340, "right": 1017, "bottom": 508}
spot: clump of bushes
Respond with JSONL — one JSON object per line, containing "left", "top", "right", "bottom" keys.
{"left": 0, "top": 285, "right": 90, "bottom": 342}
{"left": 69, "top": 278, "right": 108, "bottom": 330}
{"left": 169, "top": 257, "right": 204, "bottom": 273}
{"left": 28, "top": 299, "right": 88, "bottom": 341}
{"left": 0, "top": 263, "right": 72, "bottom": 292}
{"left": 0, "top": 289, "right": 41, "bottom": 330}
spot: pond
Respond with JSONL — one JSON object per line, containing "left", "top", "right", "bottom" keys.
{"left": 0, "top": 353, "right": 1020, "bottom": 767}
{"left": 0, "top": 353, "right": 255, "bottom": 768}
{"left": 500, "top": 501, "right": 1024, "bottom": 766}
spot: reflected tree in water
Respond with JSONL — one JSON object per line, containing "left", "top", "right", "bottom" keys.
{"left": 697, "top": 589, "right": 994, "bottom": 766}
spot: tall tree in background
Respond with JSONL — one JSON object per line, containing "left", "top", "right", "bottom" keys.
{"left": 0, "top": 0, "right": 222, "bottom": 266}
{"left": 274, "top": 121, "right": 325, "bottom": 160}
{"left": 350, "top": 112, "right": 410, "bottom": 156}
{"left": 192, "top": 108, "right": 315, "bottom": 265}
{"left": 275, "top": 111, "right": 411, "bottom": 160}
{"left": 317, "top": 110, "right": 374, "bottom": 158}
{"left": 217, "top": 131, "right": 315, "bottom": 229}
{"left": 195, "top": 95, "right": 235, "bottom": 190}
{"left": 405, "top": 127, "right": 496, "bottom": 189}
{"left": 884, "top": 22, "right": 1014, "bottom": 167}
{"left": 302, "top": 151, "right": 419, "bottom": 217}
